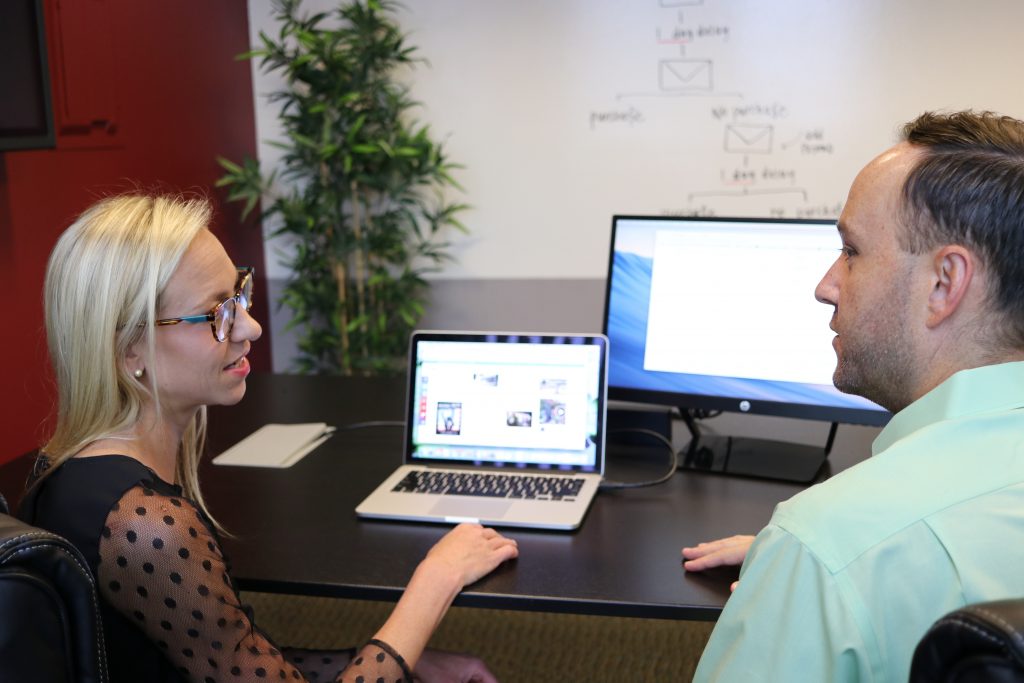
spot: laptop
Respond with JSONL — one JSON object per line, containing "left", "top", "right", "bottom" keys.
{"left": 356, "top": 331, "right": 609, "bottom": 530}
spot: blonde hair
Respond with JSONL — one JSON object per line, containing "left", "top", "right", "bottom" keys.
{"left": 42, "top": 193, "right": 218, "bottom": 524}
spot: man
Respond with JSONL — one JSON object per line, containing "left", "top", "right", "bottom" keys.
{"left": 683, "top": 110, "right": 1024, "bottom": 682}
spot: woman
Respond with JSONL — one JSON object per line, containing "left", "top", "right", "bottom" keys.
{"left": 20, "top": 194, "right": 518, "bottom": 682}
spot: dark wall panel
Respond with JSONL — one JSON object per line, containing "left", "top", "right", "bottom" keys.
{"left": 0, "top": 0, "right": 267, "bottom": 463}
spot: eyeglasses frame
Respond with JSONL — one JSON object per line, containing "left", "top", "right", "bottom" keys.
{"left": 153, "top": 266, "right": 254, "bottom": 342}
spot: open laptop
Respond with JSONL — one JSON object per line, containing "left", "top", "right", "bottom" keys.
{"left": 356, "top": 331, "right": 609, "bottom": 530}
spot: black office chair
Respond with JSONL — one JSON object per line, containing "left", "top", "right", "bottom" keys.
{"left": 910, "top": 599, "right": 1024, "bottom": 682}
{"left": 0, "top": 491, "right": 109, "bottom": 683}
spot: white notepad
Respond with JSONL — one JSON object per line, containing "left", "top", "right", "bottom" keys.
{"left": 212, "top": 423, "right": 335, "bottom": 468}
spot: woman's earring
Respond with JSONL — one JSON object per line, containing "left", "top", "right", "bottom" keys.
{"left": 134, "top": 368, "right": 145, "bottom": 379}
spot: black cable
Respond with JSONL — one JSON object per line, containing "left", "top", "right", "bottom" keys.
{"left": 335, "top": 420, "right": 405, "bottom": 430}
{"left": 599, "top": 427, "right": 679, "bottom": 490}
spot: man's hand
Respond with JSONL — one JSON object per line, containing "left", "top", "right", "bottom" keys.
{"left": 413, "top": 648, "right": 500, "bottom": 683}
{"left": 682, "top": 534, "right": 755, "bottom": 592}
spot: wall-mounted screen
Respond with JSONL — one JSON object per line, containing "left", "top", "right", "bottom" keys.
{"left": 0, "top": 0, "right": 55, "bottom": 152}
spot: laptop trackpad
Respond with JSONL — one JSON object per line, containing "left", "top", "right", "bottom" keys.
{"left": 429, "top": 498, "right": 513, "bottom": 521}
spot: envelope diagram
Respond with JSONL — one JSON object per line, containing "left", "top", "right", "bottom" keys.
{"left": 724, "top": 124, "right": 774, "bottom": 154}
{"left": 659, "top": 59, "right": 712, "bottom": 92}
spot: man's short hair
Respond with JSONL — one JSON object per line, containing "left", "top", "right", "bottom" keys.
{"left": 899, "top": 110, "right": 1024, "bottom": 347}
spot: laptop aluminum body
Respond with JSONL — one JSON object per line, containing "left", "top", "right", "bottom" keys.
{"left": 356, "top": 331, "right": 608, "bottom": 530}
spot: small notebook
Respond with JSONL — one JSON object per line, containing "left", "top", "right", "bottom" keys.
{"left": 356, "top": 331, "right": 609, "bottom": 530}
{"left": 212, "top": 423, "right": 335, "bottom": 468}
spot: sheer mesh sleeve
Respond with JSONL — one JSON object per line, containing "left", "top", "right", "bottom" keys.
{"left": 97, "top": 484, "right": 411, "bottom": 683}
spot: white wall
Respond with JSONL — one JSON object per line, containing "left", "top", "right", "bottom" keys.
{"left": 250, "top": 0, "right": 1024, "bottom": 281}
{"left": 246, "top": 0, "right": 1024, "bottom": 368}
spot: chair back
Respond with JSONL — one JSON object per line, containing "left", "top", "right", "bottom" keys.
{"left": 910, "top": 599, "right": 1024, "bottom": 683}
{"left": 0, "top": 493, "right": 108, "bottom": 682}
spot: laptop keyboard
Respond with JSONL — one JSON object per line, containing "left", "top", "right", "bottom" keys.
{"left": 392, "top": 470, "right": 585, "bottom": 501}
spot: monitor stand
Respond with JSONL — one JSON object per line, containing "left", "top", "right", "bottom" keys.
{"left": 678, "top": 410, "right": 837, "bottom": 484}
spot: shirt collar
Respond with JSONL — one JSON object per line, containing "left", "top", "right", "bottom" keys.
{"left": 872, "top": 360, "right": 1024, "bottom": 455}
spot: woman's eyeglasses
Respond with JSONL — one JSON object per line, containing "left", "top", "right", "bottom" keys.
{"left": 154, "top": 267, "right": 254, "bottom": 342}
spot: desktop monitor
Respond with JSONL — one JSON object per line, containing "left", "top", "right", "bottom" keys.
{"left": 602, "top": 215, "right": 891, "bottom": 481}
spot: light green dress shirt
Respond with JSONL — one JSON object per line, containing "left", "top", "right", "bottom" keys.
{"left": 693, "top": 361, "right": 1024, "bottom": 682}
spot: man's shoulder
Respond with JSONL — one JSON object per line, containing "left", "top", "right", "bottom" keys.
{"left": 769, "top": 458, "right": 901, "bottom": 572}
{"left": 772, "top": 412, "right": 1024, "bottom": 572}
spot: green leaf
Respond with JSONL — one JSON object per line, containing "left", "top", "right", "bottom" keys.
{"left": 296, "top": 29, "right": 318, "bottom": 49}
{"left": 347, "top": 114, "right": 367, "bottom": 142}
{"left": 438, "top": 169, "right": 465, "bottom": 192}
{"left": 290, "top": 132, "right": 318, "bottom": 148}
{"left": 217, "top": 156, "right": 244, "bottom": 174}
{"left": 242, "top": 194, "right": 261, "bottom": 219}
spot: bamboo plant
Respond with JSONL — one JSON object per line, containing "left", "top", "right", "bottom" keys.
{"left": 218, "top": 0, "right": 467, "bottom": 374}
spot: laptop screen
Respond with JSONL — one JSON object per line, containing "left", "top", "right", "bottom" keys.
{"left": 406, "top": 332, "right": 608, "bottom": 473}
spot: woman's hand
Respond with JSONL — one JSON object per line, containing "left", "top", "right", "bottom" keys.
{"left": 682, "top": 534, "right": 755, "bottom": 592}
{"left": 413, "top": 648, "right": 499, "bottom": 683}
{"left": 424, "top": 523, "right": 519, "bottom": 589}
{"left": 371, "top": 524, "right": 517, "bottom": 674}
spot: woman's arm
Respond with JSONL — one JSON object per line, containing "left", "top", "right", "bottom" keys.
{"left": 373, "top": 524, "right": 519, "bottom": 671}
{"left": 98, "top": 486, "right": 517, "bottom": 682}
{"left": 97, "top": 485, "right": 401, "bottom": 681}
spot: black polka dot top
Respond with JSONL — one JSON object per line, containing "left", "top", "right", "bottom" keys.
{"left": 20, "top": 455, "right": 411, "bottom": 683}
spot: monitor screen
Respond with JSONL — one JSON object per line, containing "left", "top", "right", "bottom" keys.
{"left": 603, "top": 215, "right": 890, "bottom": 427}
{"left": 406, "top": 332, "right": 607, "bottom": 472}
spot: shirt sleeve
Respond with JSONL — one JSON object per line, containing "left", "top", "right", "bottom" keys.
{"left": 97, "top": 484, "right": 411, "bottom": 683}
{"left": 691, "top": 524, "right": 874, "bottom": 683}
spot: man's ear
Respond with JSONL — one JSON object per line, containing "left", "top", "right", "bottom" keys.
{"left": 926, "top": 245, "right": 976, "bottom": 329}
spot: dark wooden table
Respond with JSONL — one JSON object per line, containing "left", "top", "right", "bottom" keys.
{"left": 2, "top": 373, "right": 874, "bottom": 621}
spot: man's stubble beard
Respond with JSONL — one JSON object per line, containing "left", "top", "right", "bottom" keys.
{"left": 831, "top": 279, "right": 918, "bottom": 414}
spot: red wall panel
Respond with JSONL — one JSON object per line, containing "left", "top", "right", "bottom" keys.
{"left": 0, "top": 0, "right": 270, "bottom": 463}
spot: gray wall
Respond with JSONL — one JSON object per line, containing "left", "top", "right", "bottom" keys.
{"left": 267, "top": 277, "right": 606, "bottom": 373}
{"left": 419, "top": 278, "right": 607, "bottom": 334}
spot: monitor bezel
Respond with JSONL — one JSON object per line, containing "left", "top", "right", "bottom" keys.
{"left": 602, "top": 214, "right": 891, "bottom": 428}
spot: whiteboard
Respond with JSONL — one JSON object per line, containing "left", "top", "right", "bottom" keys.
{"left": 249, "top": 0, "right": 1024, "bottom": 280}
